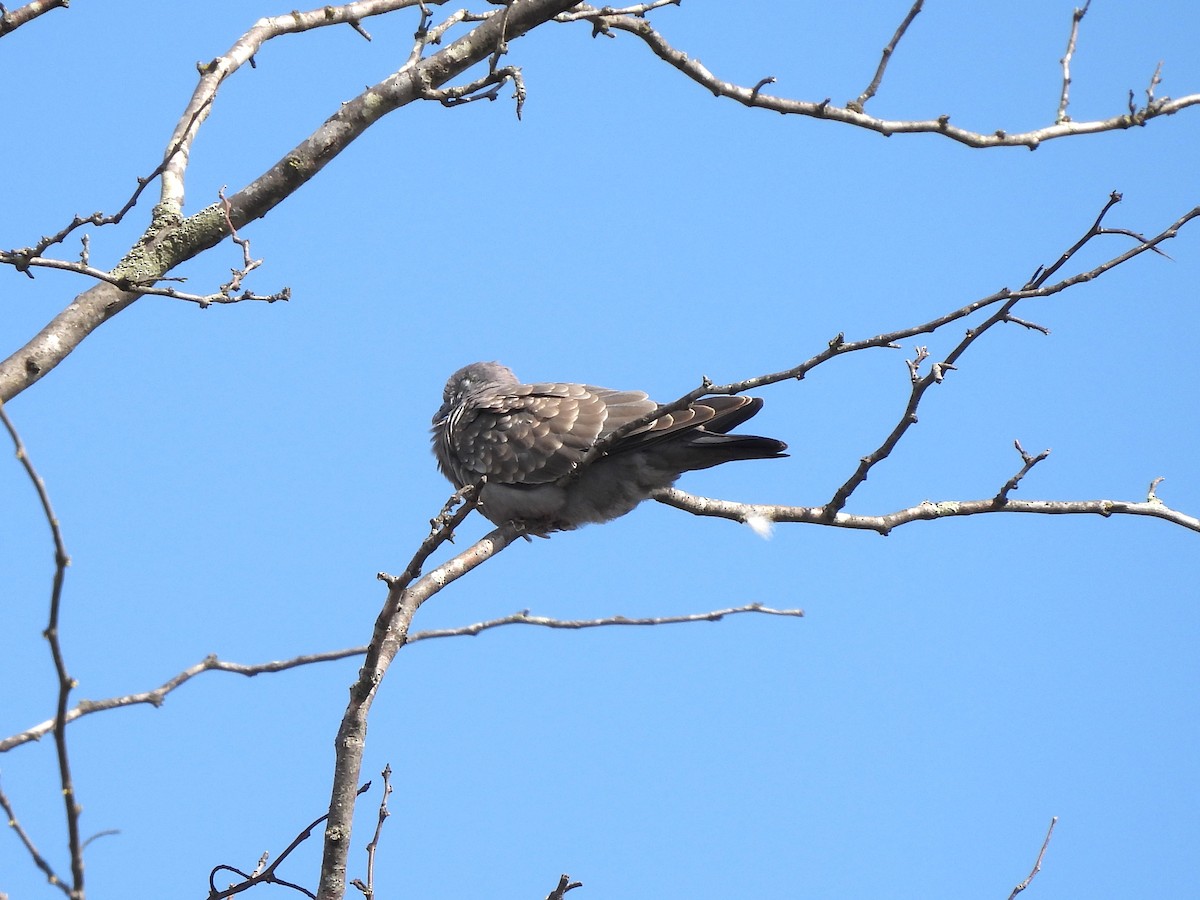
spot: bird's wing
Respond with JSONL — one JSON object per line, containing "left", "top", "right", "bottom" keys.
{"left": 449, "top": 382, "right": 658, "bottom": 485}
{"left": 448, "top": 384, "right": 768, "bottom": 485}
{"left": 607, "top": 395, "right": 760, "bottom": 444}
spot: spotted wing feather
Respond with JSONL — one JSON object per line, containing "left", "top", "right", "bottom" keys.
{"left": 447, "top": 382, "right": 659, "bottom": 486}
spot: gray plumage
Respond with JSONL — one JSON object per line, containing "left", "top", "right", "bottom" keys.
{"left": 431, "top": 361, "right": 787, "bottom": 531}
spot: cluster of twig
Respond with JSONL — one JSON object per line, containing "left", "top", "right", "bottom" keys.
{"left": 201, "top": 765, "right": 579, "bottom": 900}
{"left": 578, "top": 194, "right": 1197, "bottom": 521}
{"left": 4, "top": 0, "right": 1197, "bottom": 404}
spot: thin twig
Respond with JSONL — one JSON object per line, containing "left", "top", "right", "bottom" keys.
{"left": 561, "top": 198, "right": 1199, "bottom": 488}
{"left": 545, "top": 874, "right": 583, "bottom": 900}
{"left": 0, "top": 400, "right": 83, "bottom": 896}
{"left": 217, "top": 186, "right": 268, "bottom": 297}
{"left": 420, "top": 65, "right": 527, "bottom": 119}
{"left": 1146, "top": 476, "right": 1166, "bottom": 504}
{"left": 408, "top": 603, "right": 805, "bottom": 641}
{"left": 361, "top": 766, "right": 393, "bottom": 899}
{"left": 1007, "top": 817, "right": 1058, "bottom": 900}
{"left": 994, "top": 440, "right": 1052, "bottom": 504}
{"left": 0, "top": 252, "right": 290, "bottom": 307}
{"left": 0, "top": 779, "right": 71, "bottom": 897}
{"left": 849, "top": 0, "right": 924, "bottom": 112}
{"left": 1056, "top": 1, "right": 1091, "bottom": 123}
{"left": 0, "top": 102, "right": 212, "bottom": 270}
{"left": 208, "top": 783, "right": 372, "bottom": 900}
{"left": 1003, "top": 314, "right": 1051, "bottom": 334}
{"left": 1145, "top": 60, "right": 1163, "bottom": 108}
{"left": 821, "top": 191, "right": 1134, "bottom": 515}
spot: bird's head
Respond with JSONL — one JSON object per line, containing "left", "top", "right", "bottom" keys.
{"left": 432, "top": 361, "right": 518, "bottom": 426}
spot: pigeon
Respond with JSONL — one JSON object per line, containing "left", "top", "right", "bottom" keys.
{"left": 431, "top": 362, "right": 787, "bottom": 531}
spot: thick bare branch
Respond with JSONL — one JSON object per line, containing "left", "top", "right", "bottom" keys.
{"left": 0, "top": 0, "right": 67, "bottom": 38}
{"left": 160, "top": 0, "right": 434, "bottom": 212}
{"left": 318, "top": 484, "right": 522, "bottom": 900}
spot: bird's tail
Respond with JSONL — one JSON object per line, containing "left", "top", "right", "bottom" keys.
{"left": 678, "top": 431, "right": 789, "bottom": 470}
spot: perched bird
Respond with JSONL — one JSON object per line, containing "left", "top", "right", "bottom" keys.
{"left": 431, "top": 361, "right": 787, "bottom": 532}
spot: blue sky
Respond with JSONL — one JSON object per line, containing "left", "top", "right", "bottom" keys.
{"left": 2, "top": 2, "right": 1198, "bottom": 898}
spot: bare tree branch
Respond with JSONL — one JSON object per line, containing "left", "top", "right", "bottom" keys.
{"left": 1056, "top": 1, "right": 1092, "bottom": 123}
{"left": 0, "top": 647, "right": 363, "bottom": 753}
{"left": 0, "top": 778, "right": 71, "bottom": 897}
{"left": 555, "top": 0, "right": 678, "bottom": 23}
{"left": 318, "top": 516, "right": 524, "bottom": 899}
{"left": 159, "top": 0, "right": 433, "bottom": 213}
{"left": 544, "top": 874, "right": 583, "bottom": 900}
{"left": 208, "top": 783, "right": 372, "bottom": 900}
{"left": 995, "top": 441, "right": 1052, "bottom": 504}
{"left": 3, "top": 10, "right": 1197, "bottom": 898}
{"left": 822, "top": 192, "right": 1135, "bottom": 515}
{"left": 1146, "top": 476, "right": 1167, "bottom": 504}
{"left": 0, "top": 253, "right": 290, "bottom": 307}
{"left": 420, "top": 64, "right": 527, "bottom": 118}
{"left": 848, "top": 0, "right": 924, "bottom": 113}
{"left": 408, "top": 603, "right": 805, "bottom": 640}
{"left": 653, "top": 487, "right": 1200, "bottom": 536}
{"left": 5, "top": 3, "right": 1200, "bottom": 405}
{"left": 0, "top": 0, "right": 68, "bottom": 38}
{"left": 0, "top": 401, "right": 83, "bottom": 897}
{"left": 0, "top": 602, "right": 800, "bottom": 752}
{"left": 580, "top": 8, "right": 1199, "bottom": 148}
{"left": 0, "top": 104, "right": 211, "bottom": 272}
{"left": 566, "top": 197, "right": 1200, "bottom": 485}
{"left": 353, "top": 765, "right": 393, "bottom": 900}
{"left": 0, "top": 0, "right": 582, "bottom": 403}
{"left": 1007, "top": 817, "right": 1058, "bottom": 900}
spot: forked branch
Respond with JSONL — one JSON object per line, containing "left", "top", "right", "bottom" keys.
{"left": 1, "top": 601, "right": 799, "bottom": 752}
{"left": 576, "top": 6, "right": 1198, "bottom": 148}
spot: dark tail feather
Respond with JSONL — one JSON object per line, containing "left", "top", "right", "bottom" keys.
{"left": 673, "top": 431, "right": 788, "bottom": 471}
